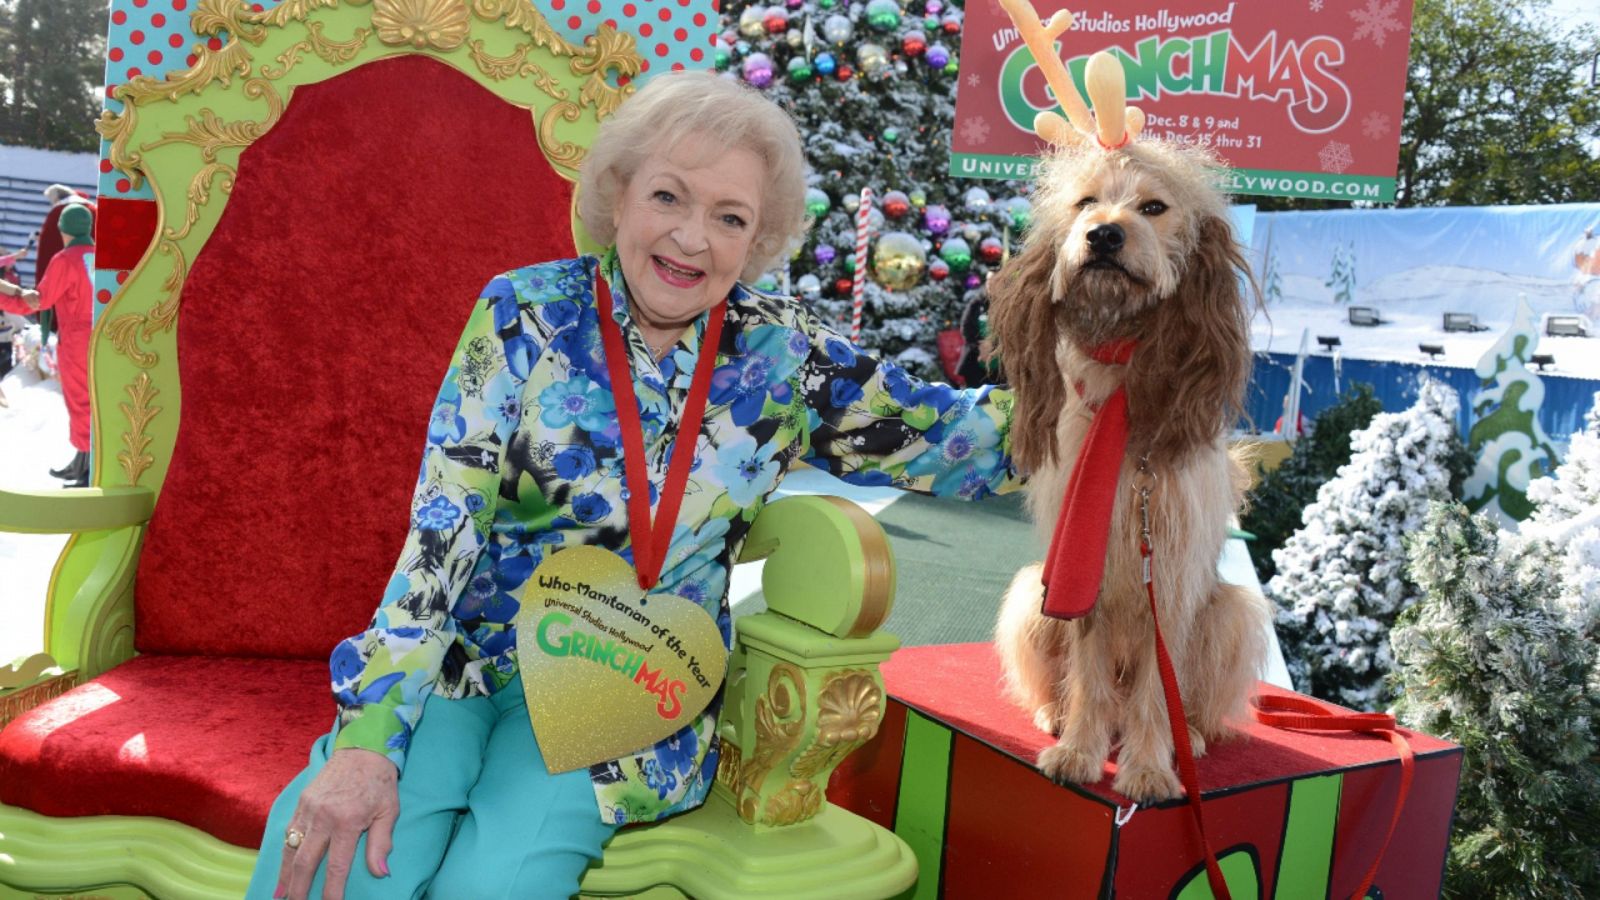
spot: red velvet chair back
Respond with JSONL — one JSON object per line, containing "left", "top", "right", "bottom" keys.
{"left": 134, "top": 55, "right": 576, "bottom": 660}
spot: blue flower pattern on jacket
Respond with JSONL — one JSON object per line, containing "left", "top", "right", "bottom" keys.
{"left": 330, "top": 255, "right": 1017, "bottom": 825}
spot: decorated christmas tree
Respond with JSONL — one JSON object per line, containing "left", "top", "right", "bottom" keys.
{"left": 715, "top": 0, "right": 1030, "bottom": 377}
{"left": 1267, "top": 379, "right": 1468, "bottom": 710}
{"left": 1392, "top": 503, "right": 1600, "bottom": 897}
{"left": 1462, "top": 296, "right": 1561, "bottom": 525}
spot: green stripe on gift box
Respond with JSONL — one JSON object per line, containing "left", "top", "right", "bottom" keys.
{"left": 894, "top": 710, "right": 953, "bottom": 900}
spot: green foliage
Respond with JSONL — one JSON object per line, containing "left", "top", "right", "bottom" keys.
{"left": 0, "top": 0, "right": 107, "bottom": 152}
{"left": 1242, "top": 383, "right": 1383, "bottom": 583}
{"left": 1393, "top": 502, "right": 1600, "bottom": 898}
{"left": 1396, "top": 0, "right": 1600, "bottom": 207}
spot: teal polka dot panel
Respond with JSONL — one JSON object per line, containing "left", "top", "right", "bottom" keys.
{"left": 98, "top": 0, "right": 718, "bottom": 205}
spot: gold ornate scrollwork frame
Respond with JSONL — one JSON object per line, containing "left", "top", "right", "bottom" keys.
{"left": 87, "top": 0, "right": 641, "bottom": 491}
{"left": 721, "top": 664, "right": 887, "bottom": 827}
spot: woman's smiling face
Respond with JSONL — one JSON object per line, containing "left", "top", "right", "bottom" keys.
{"left": 612, "top": 135, "right": 765, "bottom": 337}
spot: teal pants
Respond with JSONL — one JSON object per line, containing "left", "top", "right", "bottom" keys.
{"left": 247, "top": 677, "right": 617, "bottom": 899}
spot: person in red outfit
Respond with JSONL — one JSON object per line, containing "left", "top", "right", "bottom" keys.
{"left": 0, "top": 203, "right": 95, "bottom": 486}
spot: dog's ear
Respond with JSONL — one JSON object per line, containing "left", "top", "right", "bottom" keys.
{"left": 1129, "top": 214, "right": 1251, "bottom": 466}
{"left": 989, "top": 234, "right": 1067, "bottom": 473}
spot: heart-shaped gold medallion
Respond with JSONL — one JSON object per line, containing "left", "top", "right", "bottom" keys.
{"left": 513, "top": 545, "right": 727, "bottom": 774}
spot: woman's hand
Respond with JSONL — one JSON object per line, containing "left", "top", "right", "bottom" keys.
{"left": 277, "top": 747, "right": 399, "bottom": 900}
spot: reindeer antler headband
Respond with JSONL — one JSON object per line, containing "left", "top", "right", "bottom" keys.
{"left": 997, "top": 0, "right": 1145, "bottom": 149}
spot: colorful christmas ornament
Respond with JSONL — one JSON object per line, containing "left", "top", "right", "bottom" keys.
{"left": 815, "top": 244, "right": 838, "bottom": 265}
{"left": 742, "top": 53, "right": 776, "bottom": 88}
{"left": 738, "top": 7, "right": 767, "bottom": 38}
{"left": 755, "top": 273, "right": 780, "bottom": 292}
{"left": 1007, "top": 196, "right": 1033, "bottom": 230}
{"left": 923, "top": 204, "right": 951, "bottom": 235}
{"left": 822, "top": 13, "right": 853, "bottom": 43}
{"left": 939, "top": 236, "right": 973, "bottom": 273}
{"left": 763, "top": 7, "right": 789, "bottom": 34}
{"left": 872, "top": 231, "right": 928, "bottom": 291}
{"left": 786, "top": 27, "right": 804, "bottom": 47}
{"left": 926, "top": 43, "right": 950, "bottom": 68}
{"left": 843, "top": 255, "right": 856, "bottom": 275}
{"left": 805, "top": 188, "right": 831, "bottom": 220}
{"left": 940, "top": 11, "right": 961, "bottom": 34}
{"left": 929, "top": 258, "right": 951, "bottom": 281}
{"left": 978, "top": 236, "right": 1004, "bottom": 264}
{"left": 909, "top": 189, "right": 927, "bottom": 208}
{"left": 963, "top": 186, "right": 991, "bottom": 213}
{"left": 796, "top": 273, "right": 823, "bottom": 300}
{"left": 965, "top": 272, "right": 982, "bottom": 289}
{"left": 787, "top": 56, "right": 814, "bottom": 82}
{"left": 900, "top": 29, "right": 927, "bottom": 57}
{"left": 786, "top": 0, "right": 804, "bottom": 8}
{"left": 856, "top": 42, "right": 890, "bottom": 77}
{"left": 961, "top": 223, "right": 981, "bottom": 242}
{"left": 882, "top": 190, "right": 911, "bottom": 219}
{"left": 836, "top": 64, "right": 855, "bottom": 81}
{"left": 865, "top": 0, "right": 902, "bottom": 30}
{"left": 714, "top": 47, "right": 732, "bottom": 70}
{"left": 815, "top": 51, "right": 837, "bottom": 75}
{"left": 883, "top": 126, "right": 900, "bottom": 144}
{"left": 843, "top": 193, "right": 860, "bottom": 213}
{"left": 925, "top": 0, "right": 942, "bottom": 13}
{"left": 834, "top": 277, "right": 854, "bottom": 295}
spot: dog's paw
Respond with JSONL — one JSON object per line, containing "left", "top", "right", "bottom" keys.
{"left": 1037, "top": 743, "right": 1106, "bottom": 785}
{"left": 1033, "top": 705, "right": 1061, "bottom": 736}
{"left": 1112, "top": 763, "right": 1184, "bottom": 803}
{"left": 1189, "top": 726, "right": 1207, "bottom": 759}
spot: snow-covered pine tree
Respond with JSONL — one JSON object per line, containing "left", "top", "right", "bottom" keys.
{"left": 1258, "top": 224, "right": 1283, "bottom": 306}
{"left": 715, "top": 0, "right": 1029, "bottom": 376}
{"left": 1267, "top": 379, "right": 1466, "bottom": 710}
{"left": 1392, "top": 502, "right": 1600, "bottom": 898}
{"left": 1324, "top": 241, "right": 1355, "bottom": 304}
{"left": 1463, "top": 296, "right": 1561, "bottom": 525}
{"left": 1520, "top": 390, "right": 1600, "bottom": 638}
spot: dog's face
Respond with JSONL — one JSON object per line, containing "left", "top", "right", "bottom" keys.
{"left": 988, "top": 140, "right": 1251, "bottom": 472}
{"left": 1047, "top": 154, "right": 1198, "bottom": 344}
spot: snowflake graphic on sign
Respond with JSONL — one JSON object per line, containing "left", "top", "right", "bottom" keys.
{"left": 967, "top": 72, "right": 981, "bottom": 88}
{"left": 1319, "top": 140, "right": 1354, "bottom": 173}
{"left": 1350, "top": 0, "right": 1404, "bottom": 48}
{"left": 960, "top": 116, "right": 991, "bottom": 145}
{"left": 1309, "top": 0, "right": 1323, "bottom": 9}
{"left": 1361, "top": 111, "right": 1392, "bottom": 140}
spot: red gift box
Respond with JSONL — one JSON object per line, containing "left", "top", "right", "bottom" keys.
{"left": 828, "top": 643, "right": 1462, "bottom": 899}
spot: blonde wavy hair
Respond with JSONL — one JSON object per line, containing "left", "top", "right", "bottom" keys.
{"left": 576, "top": 71, "right": 809, "bottom": 282}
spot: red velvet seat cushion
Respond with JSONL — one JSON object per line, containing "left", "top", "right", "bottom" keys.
{"left": 0, "top": 655, "right": 331, "bottom": 848}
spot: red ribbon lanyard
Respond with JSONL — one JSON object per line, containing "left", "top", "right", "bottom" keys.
{"left": 594, "top": 275, "right": 727, "bottom": 591}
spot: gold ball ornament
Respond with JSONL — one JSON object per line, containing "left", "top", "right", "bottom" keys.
{"left": 872, "top": 231, "right": 928, "bottom": 291}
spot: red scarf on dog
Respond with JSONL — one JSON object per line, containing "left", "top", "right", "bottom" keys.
{"left": 1039, "top": 339, "right": 1138, "bottom": 619}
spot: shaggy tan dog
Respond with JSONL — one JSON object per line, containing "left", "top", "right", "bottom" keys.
{"left": 989, "top": 136, "right": 1270, "bottom": 803}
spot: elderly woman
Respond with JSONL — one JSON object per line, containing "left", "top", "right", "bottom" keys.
{"left": 250, "top": 71, "right": 1015, "bottom": 900}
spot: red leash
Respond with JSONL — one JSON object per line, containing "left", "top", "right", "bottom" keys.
{"left": 1138, "top": 468, "right": 1416, "bottom": 900}
{"left": 1250, "top": 694, "right": 1416, "bottom": 900}
{"left": 1138, "top": 472, "right": 1231, "bottom": 899}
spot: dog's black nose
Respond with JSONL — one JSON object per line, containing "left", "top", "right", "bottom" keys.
{"left": 1086, "top": 223, "right": 1125, "bottom": 256}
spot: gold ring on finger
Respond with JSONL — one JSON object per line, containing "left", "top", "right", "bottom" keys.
{"left": 285, "top": 827, "right": 305, "bottom": 850}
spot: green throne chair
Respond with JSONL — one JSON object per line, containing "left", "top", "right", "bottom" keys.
{"left": 0, "top": 4, "right": 916, "bottom": 897}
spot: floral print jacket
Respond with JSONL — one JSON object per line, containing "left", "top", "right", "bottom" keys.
{"left": 331, "top": 253, "right": 1017, "bottom": 825}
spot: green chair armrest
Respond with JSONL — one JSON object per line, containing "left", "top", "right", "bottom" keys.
{"left": 737, "top": 495, "right": 895, "bottom": 639}
{"left": 0, "top": 487, "right": 155, "bottom": 535}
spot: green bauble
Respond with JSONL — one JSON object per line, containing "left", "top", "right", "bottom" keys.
{"left": 804, "top": 187, "right": 831, "bottom": 220}
{"left": 842, "top": 254, "right": 856, "bottom": 275}
{"left": 865, "top": 0, "right": 901, "bottom": 31}
{"left": 713, "top": 47, "right": 731, "bottom": 70}
{"left": 872, "top": 231, "right": 928, "bottom": 291}
{"left": 939, "top": 237, "right": 972, "bottom": 273}
{"left": 1007, "top": 196, "right": 1033, "bottom": 230}
{"left": 883, "top": 126, "right": 900, "bottom": 143}
{"left": 787, "top": 56, "right": 814, "bottom": 82}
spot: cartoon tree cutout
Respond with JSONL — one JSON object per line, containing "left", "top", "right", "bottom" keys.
{"left": 1462, "top": 296, "right": 1561, "bottom": 524}
{"left": 1325, "top": 241, "right": 1356, "bottom": 304}
{"left": 1259, "top": 224, "right": 1283, "bottom": 305}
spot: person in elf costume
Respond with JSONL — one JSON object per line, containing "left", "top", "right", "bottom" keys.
{"left": 0, "top": 203, "right": 95, "bottom": 486}
{"left": 250, "top": 71, "right": 1022, "bottom": 900}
